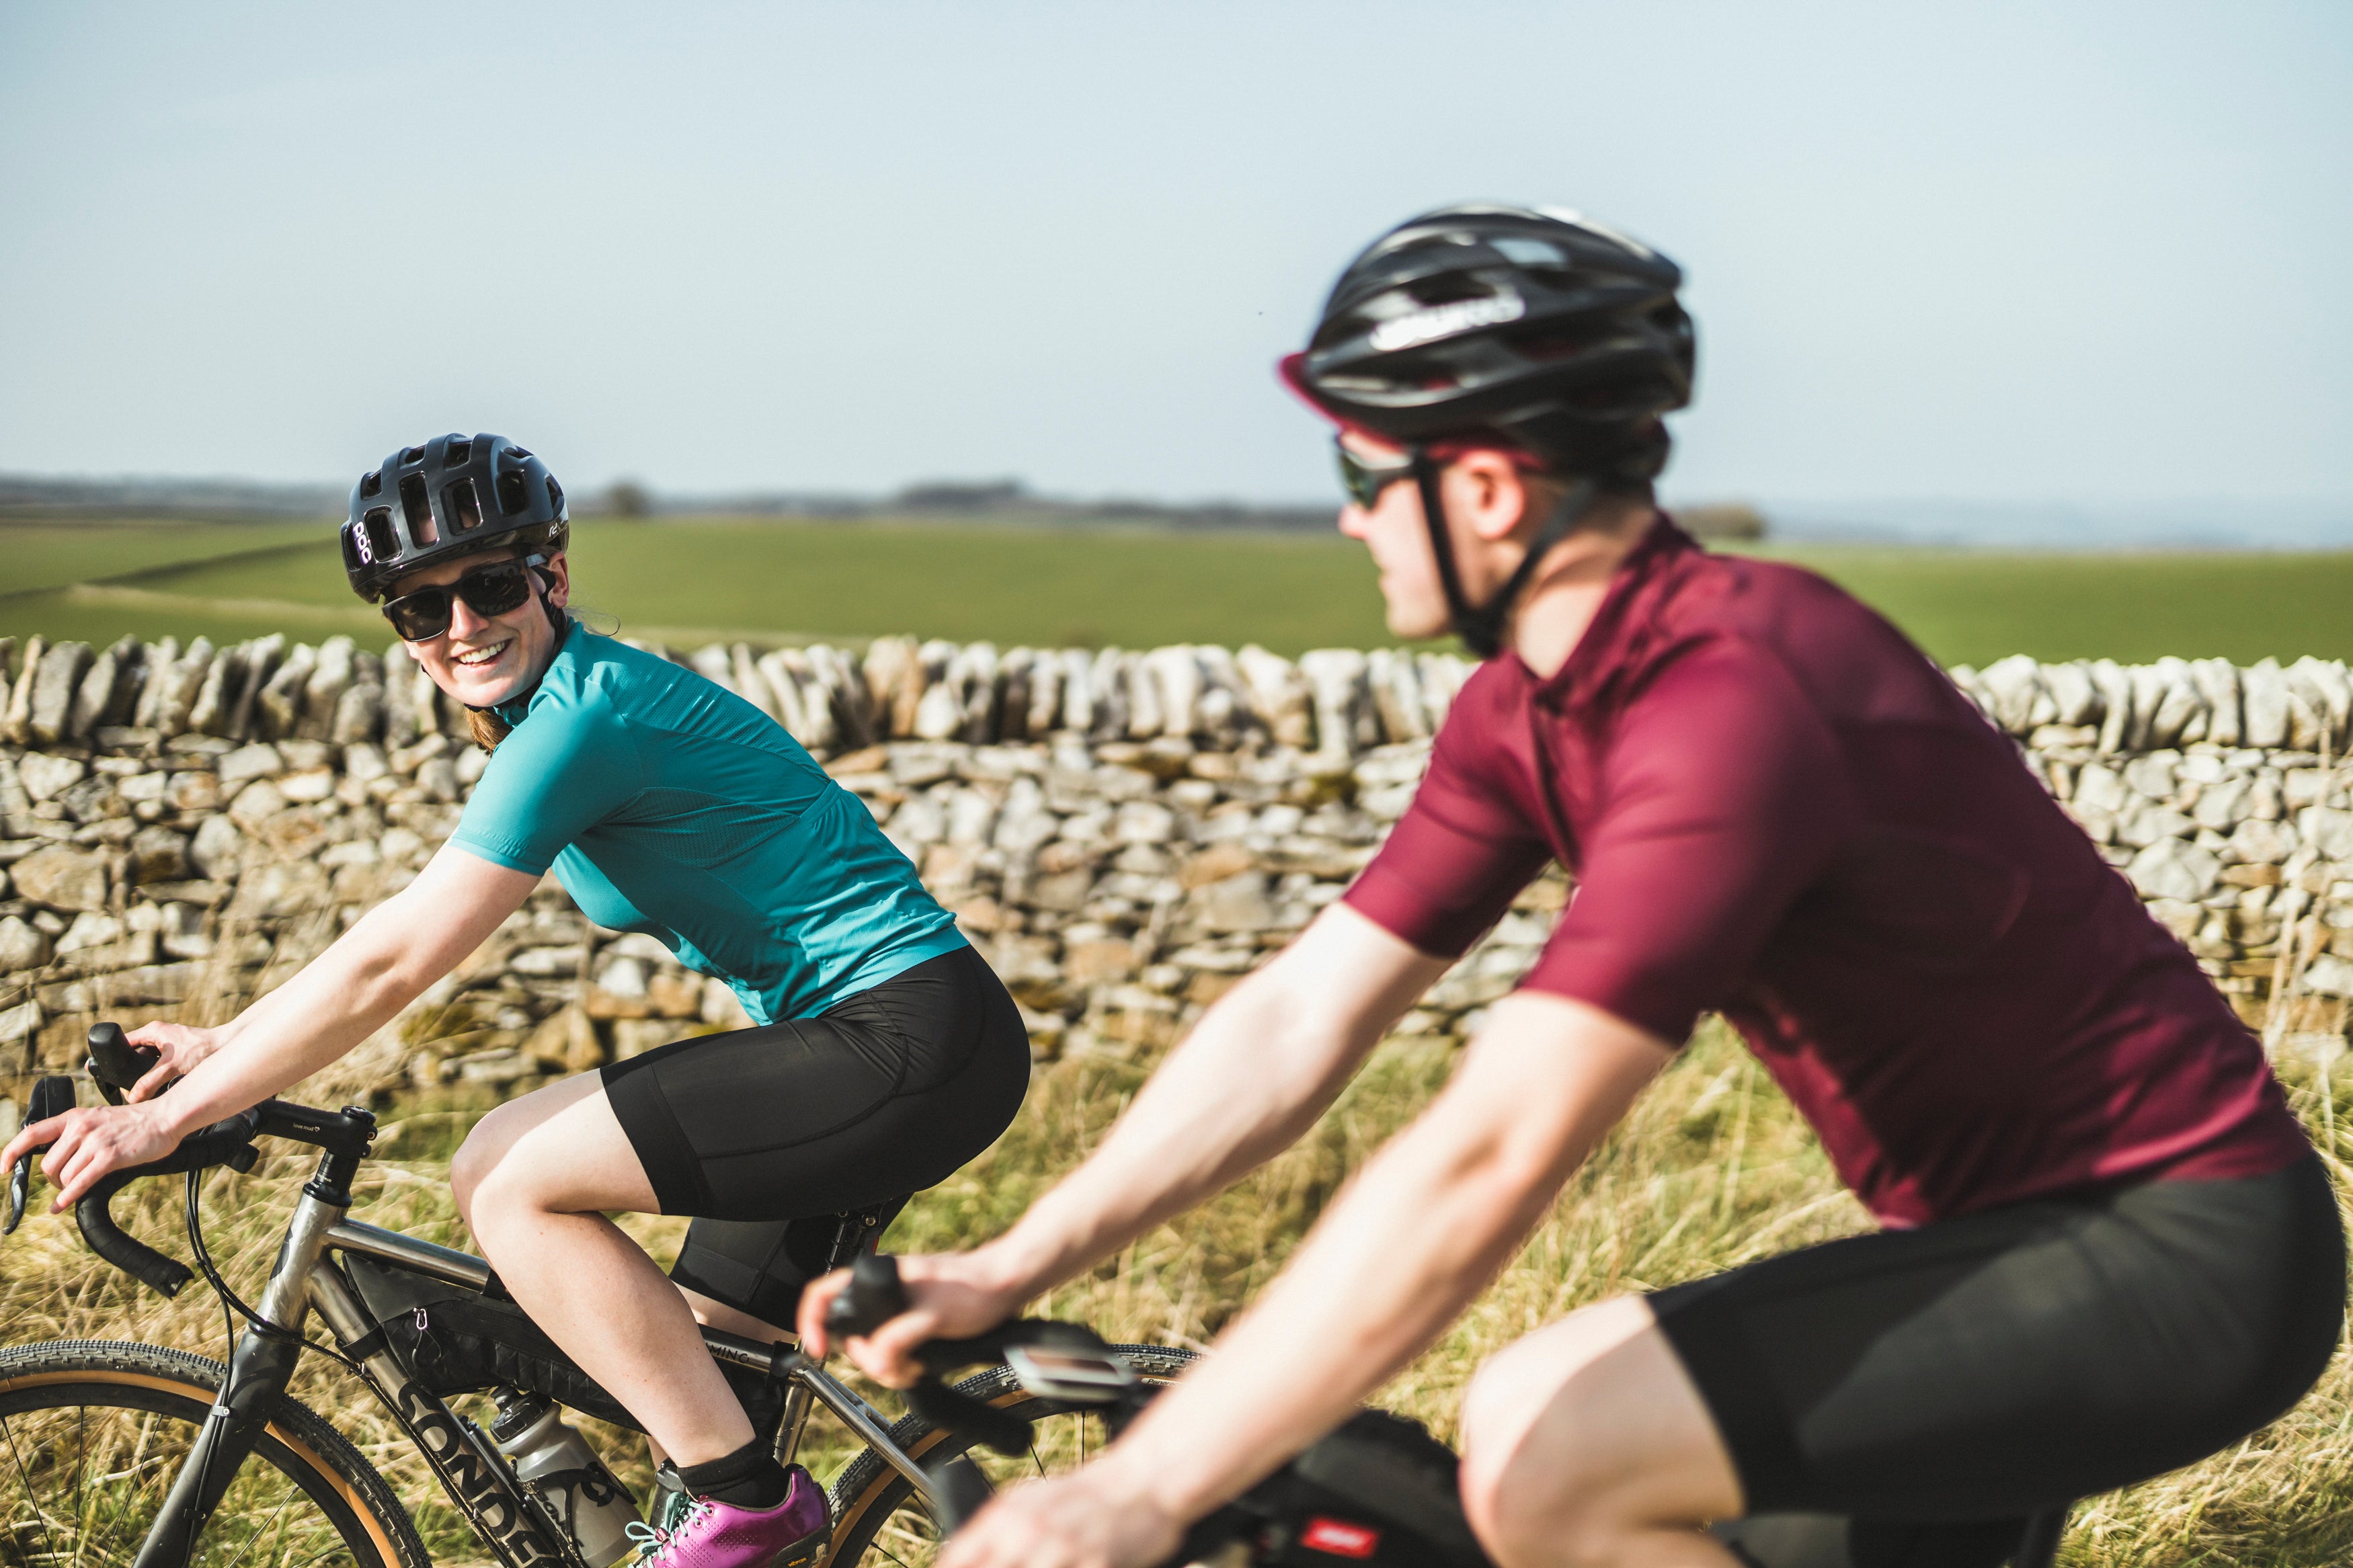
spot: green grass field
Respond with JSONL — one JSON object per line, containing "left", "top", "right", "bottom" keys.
{"left": 9, "top": 515, "right": 2353, "bottom": 667}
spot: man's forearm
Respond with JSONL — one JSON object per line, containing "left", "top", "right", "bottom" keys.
{"left": 1092, "top": 995, "right": 1671, "bottom": 1522}
{"left": 982, "top": 907, "right": 1446, "bottom": 1301}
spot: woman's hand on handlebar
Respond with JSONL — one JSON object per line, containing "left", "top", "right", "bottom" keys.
{"left": 796, "top": 1251, "right": 1025, "bottom": 1385}
{"left": 122, "top": 1022, "right": 224, "bottom": 1101}
{"left": 937, "top": 1464, "right": 1181, "bottom": 1568}
{"left": 0, "top": 1099, "right": 181, "bottom": 1212}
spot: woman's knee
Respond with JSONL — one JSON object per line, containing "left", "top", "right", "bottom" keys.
{"left": 449, "top": 1098, "right": 541, "bottom": 1223}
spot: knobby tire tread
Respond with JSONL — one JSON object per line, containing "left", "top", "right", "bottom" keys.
{"left": 0, "top": 1337, "right": 432, "bottom": 1568}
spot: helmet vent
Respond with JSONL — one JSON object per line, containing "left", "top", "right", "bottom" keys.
{"left": 1493, "top": 237, "right": 1566, "bottom": 267}
{"left": 398, "top": 474, "right": 439, "bottom": 546}
{"left": 359, "top": 471, "right": 383, "bottom": 499}
{"left": 495, "top": 468, "right": 529, "bottom": 515}
{"left": 401, "top": 446, "right": 426, "bottom": 466}
{"left": 444, "top": 477, "right": 484, "bottom": 532}
{"left": 545, "top": 477, "right": 564, "bottom": 514}
{"left": 446, "top": 438, "right": 473, "bottom": 466}
{"left": 362, "top": 507, "right": 399, "bottom": 563}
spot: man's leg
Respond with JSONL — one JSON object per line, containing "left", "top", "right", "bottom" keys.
{"left": 450, "top": 1073, "right": 759, "bottom": 1467}
{"left": 1458, "top": 1295, "right": 1744, "bottom": 1568}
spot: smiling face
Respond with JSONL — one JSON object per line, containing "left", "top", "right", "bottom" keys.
{"left": 392, "top": 546, "right": 572, "bottom": 709}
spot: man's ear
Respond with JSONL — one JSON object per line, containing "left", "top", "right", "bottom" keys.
{"left": 1446, "top": 451, "right": 1537, "bottom": 544}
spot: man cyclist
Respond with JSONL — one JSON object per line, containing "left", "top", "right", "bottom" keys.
{"left": 801, "top": 206, "right": 2341, "bottom": 1568}
{"left": 5, "top": 435, "right": 1031, "bottom": 1568}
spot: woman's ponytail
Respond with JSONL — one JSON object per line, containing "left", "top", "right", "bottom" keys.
{"left": 467, "top": 707, "right": 513, "bottom": 753}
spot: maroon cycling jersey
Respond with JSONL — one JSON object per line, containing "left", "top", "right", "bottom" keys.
{"left": 1346, "top": 517, "right": 2307, "bottom": 1226}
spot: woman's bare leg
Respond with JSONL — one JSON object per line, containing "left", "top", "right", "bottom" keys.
{"left": 450, "top": 1073, "right": 756, "bottom": 1467}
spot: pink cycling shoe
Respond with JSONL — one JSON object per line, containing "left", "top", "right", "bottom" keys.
{"left": 627, "top": 1464, "right": 829, "bottom": 1568}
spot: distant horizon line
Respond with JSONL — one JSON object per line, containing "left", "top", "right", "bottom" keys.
{"left": 3, "top": 470, "right": 2350, "bottom": 548}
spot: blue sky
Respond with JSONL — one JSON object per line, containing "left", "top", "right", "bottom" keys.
{"left": 2, "top": 2, "right": 2346, "bottom": 532}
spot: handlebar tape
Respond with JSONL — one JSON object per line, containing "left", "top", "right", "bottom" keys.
{"left": 77, "top": 1173, "right": 193, "bottom": 1296}
{"left": 70, "top": 1116, "right": 262, "bottom": 1298}
{"left": 86, "top": 1022, "right": 162, "bottom": 1107}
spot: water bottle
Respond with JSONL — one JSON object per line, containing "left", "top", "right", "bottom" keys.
{"left": 490, "top": 1391, "right": 643, "bottom": 1567}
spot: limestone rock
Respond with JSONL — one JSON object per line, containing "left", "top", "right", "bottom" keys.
{"left": 0, "top": 914, "right": 50, "bottom": 972}
{"left": 2241, "top": 659, "right": 2290, "bottom": 749}
{"left": 1197, "top": 870, "right": 1277, "bottom": 933}
{"left": 2298, "top": 807, "right": 2353, "bottom": 863}
{"left": 2089, "top": 660, "right": 2132, "bottom": 753}
{"left": 1300, "top": 649, "right": 1371, "bottom": 758}
{"left": 256, "top": 642, "right": 316, "bottom": 741}
{"left": 218, "top": 743, "right": 284, "bottom": 790}
{"left": 11, "top": 845, "right": 110, "bottom": 911}
{"left": 2040, "top": 661, "right": 2100, "bottom": 728}
{"left": 229, "top": 780, "right": 288, "bottom": 825}
{"left": 127, "top": 825, "right": 191, "bottom": 884}
{"left": 331, "top": 682, "right": 384, "bottom": 746}
{"left": 229, "top": 634, "right": 286, "bottom": 739}
{"left": 190, "top": 813, "right": 245, "bottom": 879}
{"left": 17, "top": 753, "right": 89, "bottom": 802}
{"left": 1978, "top": 654, "right": 2044, "bottom": 735}
{"left": 69, "top": 637, "right": 138, "bottom": 739}
{"left": 0, "top": 1000, "right": 40, "bottom": 1046}
{"left": 2124, "top": 838, "right": 2220, "bottom": 903}
{"left": 1, "top": 635, "right": 44, "bottom": 745}
{"left": 1367, "top": 647, "right": 1430, "bottom": 743}
{"left": 299, "top": 637, "right": 355, "bottom": 740}
{"left": 188, "top": 643, "right": 247, "bottom": 736}
{"left": 28, "top": 642, "right": 93, "bottom": 745}
{"left": 153, "top": 638, "right": 215, "bottom": 738}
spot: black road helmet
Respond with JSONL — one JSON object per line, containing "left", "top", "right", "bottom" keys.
{"left": 342, "top": 434, "right": 570, "bottom": 602}
{"left": 1280, "top": 204, "right": 1696, "bottom": 655}
{"left": 1282, "top": 203, "right": 1693, "bottom": 483}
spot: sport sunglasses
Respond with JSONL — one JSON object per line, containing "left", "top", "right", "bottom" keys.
{"left": 1334, "top": 437, "right": 1417, "bottom": 509}
{"left": 381, "top": 557, "right": 541, "bottom": 641}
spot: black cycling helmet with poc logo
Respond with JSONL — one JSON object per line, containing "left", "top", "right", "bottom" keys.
{"left": 341, "top": 434, "right": 571, "bottom": 604}
{"left": 1281, "top": 204, "right": 1696, "bottom": 656}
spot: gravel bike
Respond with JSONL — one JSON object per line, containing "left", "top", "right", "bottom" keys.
{"left": 0, "top": 1024, "right": 1199, "bottom": 1568}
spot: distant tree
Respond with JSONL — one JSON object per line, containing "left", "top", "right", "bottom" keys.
{"left": 1677, "top": 501, "right": 1768, "bottom": 542}
{"left": 894, "top": 479, "right": 1026, "bottom": 512}
{"left": 606, "top": 479, "right": 653, "bottom": 519}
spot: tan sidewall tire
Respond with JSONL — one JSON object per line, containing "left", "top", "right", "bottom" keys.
{"left": 0, "top": 1338, "right": 428, "bottom": 1568}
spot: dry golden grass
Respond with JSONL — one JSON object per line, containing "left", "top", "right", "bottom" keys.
{"left": 3, "top": 1022, "right": 2348, "bottom": 1565}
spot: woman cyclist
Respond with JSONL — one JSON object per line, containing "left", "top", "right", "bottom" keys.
{"left": 3, "top": 434, "right": 1031, "bottom": 1568}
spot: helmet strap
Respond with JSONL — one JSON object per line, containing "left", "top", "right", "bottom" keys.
{"left": 1410, "top": 448, "right": 1599, "bottom": 660}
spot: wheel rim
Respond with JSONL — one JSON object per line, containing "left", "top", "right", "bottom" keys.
{"left": 0, "top": 1374, "right": 389, "bottom": 1568}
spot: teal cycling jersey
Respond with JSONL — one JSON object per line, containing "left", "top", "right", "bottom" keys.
{"left": 448, "top": 621, "right": 964, "bottom": 1024}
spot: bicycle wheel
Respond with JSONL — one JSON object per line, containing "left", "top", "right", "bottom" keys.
{"left": 828, "top": 1345, "right": 1200, "bottom": 1568}
{"left": 0, "top": 1339, "right": 430, "bottom": 1568}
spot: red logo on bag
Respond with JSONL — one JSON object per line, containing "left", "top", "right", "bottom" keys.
{"left": 1300, "top": 1517, "right": 1380, "bottom": 1559}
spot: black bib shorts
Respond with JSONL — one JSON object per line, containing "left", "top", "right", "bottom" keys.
{"left": 601, "top": 944, "right": 1030, "bottom": 1328}
{"left": 1654, "top": 1154, "right": 2343, "bottom": 1566}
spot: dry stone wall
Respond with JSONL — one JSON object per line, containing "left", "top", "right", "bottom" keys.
{"left": 4, "top": 629, "right": 2352, "bottom": 1104}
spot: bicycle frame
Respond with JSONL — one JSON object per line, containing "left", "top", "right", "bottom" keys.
{"left": 126, "top": 1153, "right": 945, "bottom": 1568}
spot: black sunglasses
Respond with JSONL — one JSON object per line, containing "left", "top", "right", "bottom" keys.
{"left": 381, "top": 558, "right": 541, "bottom": 642}
{"left": 1334, "top": 437, "right": 1417, "bottom": 509}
